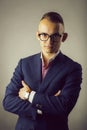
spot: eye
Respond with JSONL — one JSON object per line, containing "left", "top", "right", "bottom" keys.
{"left": 53, "top": 33, "right": 61, "bottom": 38}
{"left": 38, "top": 33, "right": 49, "bottom": 41}
{"left": 41, "top": 33, "right": 48, "bottom": 37}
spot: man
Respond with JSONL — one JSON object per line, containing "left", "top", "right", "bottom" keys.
{"left": 3, "top": 12, "right": 82, "bottom": 130}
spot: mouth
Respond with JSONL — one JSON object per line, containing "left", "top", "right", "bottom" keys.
{"left": 45, "top": 45, "right": 53, "bottom": 48}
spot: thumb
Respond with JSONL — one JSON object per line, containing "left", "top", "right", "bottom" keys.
{"left": 22, "top": 80, "right": 28, "bottom": 88}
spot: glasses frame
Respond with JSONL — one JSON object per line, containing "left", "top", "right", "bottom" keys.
{"left": 38, "top": 32, "right": 62, "bottom": 41}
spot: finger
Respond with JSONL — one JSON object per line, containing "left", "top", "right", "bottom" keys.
{"left": 55, "top": 90, "right": 61, "bottom": 96}
{"left": 21, "top": 80, "right": 32, "bottom": 93}
{"left": 22, "top": 80, "right": 28, "bottom": 88}
{"left": 57, "top": 90, "right": 61, "bottom": 95}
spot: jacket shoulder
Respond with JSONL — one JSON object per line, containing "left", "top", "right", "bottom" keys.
{"left": 22, "top": 53, "right": 40, "bottom": 62}
{"left": 62, "top": 53, "right": 82, "bottom": 71}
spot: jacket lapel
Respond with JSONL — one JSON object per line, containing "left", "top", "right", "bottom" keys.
{"left": 38, "top": 52, "right": 66, "bottom": 93}
{"left": 27, "top": 53, "right": 42, "bottom": 91}
{"left": 34, "top": 54, "right": 42, "bottom": 84}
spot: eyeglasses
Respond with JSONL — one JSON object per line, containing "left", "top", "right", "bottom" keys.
{"left": 38, "top": 32, "right": 62, "bottom": 41}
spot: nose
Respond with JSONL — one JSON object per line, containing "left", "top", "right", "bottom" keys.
{"left": 47, "top": 37, "right": 54, "bottom": 45}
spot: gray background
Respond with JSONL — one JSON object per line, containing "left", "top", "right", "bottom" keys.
{"left": 0, "top": 0, "right": 87, "bottom": 130}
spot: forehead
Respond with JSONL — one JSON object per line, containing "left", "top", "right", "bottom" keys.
{"left": 38, "top": 19, "right": 64, "bottom": 34}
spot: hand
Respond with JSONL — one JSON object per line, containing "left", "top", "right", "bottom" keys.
{"left": 54, "top": 90, "right": 61, "bottom": 96}
{"left": 21, "top": 81, "right": 31, "bottom": 93}
{"left": 18, "top": 81, "right": 31, "bottom": 100}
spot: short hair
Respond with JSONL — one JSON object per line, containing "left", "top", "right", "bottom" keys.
{"left": 40, "top": 12, "right": 64, "bottom": 25}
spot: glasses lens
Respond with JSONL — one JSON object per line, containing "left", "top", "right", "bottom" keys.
{"left": 38, "top": 33, "right": 62, "bottom": 41}
{"left": 39, "top": 33, "right": 49, "bottom": 41}
{"left": 52, "top": 33, "right": 61, "bottom": 41}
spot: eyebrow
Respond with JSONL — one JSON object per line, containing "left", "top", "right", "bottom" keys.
{"left": 38, "top": 32, "right": 62, "bottom": 37}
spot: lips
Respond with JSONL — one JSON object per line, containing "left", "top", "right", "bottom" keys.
{"left": 45, "top": 45, "right": 53, "bottom": 48}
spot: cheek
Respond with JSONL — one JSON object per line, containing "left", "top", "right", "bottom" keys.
{"left": 39, "top": 42, "right": 44, "bottom": 48}
{"left": 54, "top": 40, "right": 60, "bottom": 45}
{"left": 54, "top": 42, "right": 61, "bottom": 49}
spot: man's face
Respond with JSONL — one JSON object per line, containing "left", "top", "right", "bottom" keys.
{"left": 37, "top": 19, "right": 64, "bottom": 54}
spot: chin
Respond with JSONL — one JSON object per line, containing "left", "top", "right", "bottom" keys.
{"left": 44, "top": 48, "right": 57, "bottom": 54}
{"left": 46, "top": 50, "right": 55, "bottom": 54}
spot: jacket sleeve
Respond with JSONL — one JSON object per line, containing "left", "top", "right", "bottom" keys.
{"left": 3, "top": 59, "right": 36, "bottom": 117}
{"left": 32, "top": 64, "right": 82, "bottom": 117}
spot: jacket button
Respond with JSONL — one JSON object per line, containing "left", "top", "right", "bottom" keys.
{"left": 36, "top": 104, "right": 42, "bottom": 108}
{"left": 36, "top": 104, "right": 39, "bottom": 107}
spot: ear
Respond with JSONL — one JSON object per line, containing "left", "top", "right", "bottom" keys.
{"left": 36, "top": 31, "right": 40, "bottom": 40}
{"left": 62, "top": 33, "right": 68, "bottom": 42}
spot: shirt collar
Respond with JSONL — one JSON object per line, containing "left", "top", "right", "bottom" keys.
{"left": 41, "top": 50, "right": 60, "bottom": 67}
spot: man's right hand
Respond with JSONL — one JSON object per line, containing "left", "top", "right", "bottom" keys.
{"left": 54, "top": 90, "right": 61, "bottom": 96}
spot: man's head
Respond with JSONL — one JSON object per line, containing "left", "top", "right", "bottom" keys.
{"left": 40, "top": 12, "right": 64, "bottom": 25}
{"left": 37, "top": 12, "right": 68, "bottom": 55}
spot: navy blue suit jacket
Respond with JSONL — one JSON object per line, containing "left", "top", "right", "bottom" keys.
{"left": 3, "top": 52, "right": 82, "bottom": 130}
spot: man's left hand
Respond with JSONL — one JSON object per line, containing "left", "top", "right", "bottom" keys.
{"left": 18, "top": 81, "right": 31, "bottom": 100}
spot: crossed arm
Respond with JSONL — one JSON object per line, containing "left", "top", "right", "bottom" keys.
{"left": 3, "top": 59, "right": 82, "bottom": 117}
{"left": 18, "top": 80, "right": 61, "bottom": 100}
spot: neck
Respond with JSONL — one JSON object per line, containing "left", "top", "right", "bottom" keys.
{"left": 42, "top": 52, "right": 55, "bottom": 61}
{"left": 41, "top": 51, "right": 59, "bottom": 67}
